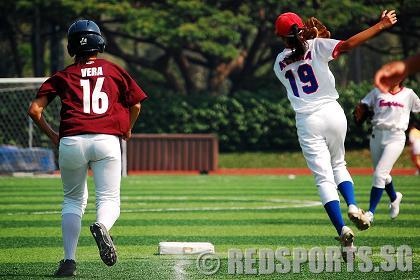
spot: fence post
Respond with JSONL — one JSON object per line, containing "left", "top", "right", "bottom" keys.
{"left": 28, "top": 104, "right": 33, "bottom": 148}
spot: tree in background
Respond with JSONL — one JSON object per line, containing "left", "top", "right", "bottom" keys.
{"left": 0, "top": 0, "right": 418, "bottom": 95}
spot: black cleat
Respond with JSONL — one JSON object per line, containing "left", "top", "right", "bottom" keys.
{"left": 54, "top": 259, "right": 76, "bottom": 277}
{"left": 90, "top": 222, "right": 117, "bottom": 266}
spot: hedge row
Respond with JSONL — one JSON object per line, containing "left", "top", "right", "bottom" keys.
{"left": 134, "top": 81, "right": 418, "bottom": 152}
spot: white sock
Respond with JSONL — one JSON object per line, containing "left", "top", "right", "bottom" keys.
{"left": 348, "top": 204, "right": 358, "bottom": 213}
{"left": 96, "top": 204, "right": 120, "bottom": 231}
{"left": 62, "top": 213, "right": 82, "bottom": 261}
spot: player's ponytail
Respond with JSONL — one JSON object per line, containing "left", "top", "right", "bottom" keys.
{"left": 285, "top": 24, "right": 308, "bottom": 64}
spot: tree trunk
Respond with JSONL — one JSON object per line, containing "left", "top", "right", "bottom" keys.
{"left": 399, "top": 3, "right": 410, "bottom": 58}
{"left": 350, "top": 48, "right": 362, "bottom": 84}
{"left": 209, "top": 51, "right": 247, "bottom": 94}
{"left": 50, "top": 24, "right": 64, "bottom": 74}
{"left": 173, "top": 51, "right": 198, "bottom": 95}
{"left": 32, "top": 6, "right": 44, "bottom": 77}
{"left": 7, "top": 27, "right": 22, "bottom": 77}
{"left": 230, "top": 27, "right": 267, "bottom": 95}
{"left": 157, "top": 54, "right": 185, "bottom": 94}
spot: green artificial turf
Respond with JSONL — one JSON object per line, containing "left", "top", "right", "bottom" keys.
{"left": 219, "top": 148, "right": 414, "bottom": 168}
{"left": 0, "top": 175, "right": 418, "bottom": 279}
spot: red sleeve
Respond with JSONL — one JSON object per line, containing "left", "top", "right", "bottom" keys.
{"left": 118, "top": 67, "right": 148, "bottom": 107}
{"left": 36, "top": 75, "right": 60, "bottom": 103}
{"left": 332, "top": 41, "right": 344, "bottom": 59}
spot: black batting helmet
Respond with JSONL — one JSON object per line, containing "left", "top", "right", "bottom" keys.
{"left": 67, "top": 19, "right": 105, "bottom": 57}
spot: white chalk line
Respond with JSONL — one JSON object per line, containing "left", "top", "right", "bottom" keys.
{"left": 5, "top": 197, "right": 321, "bottom": 216}
{"left": 173, "top": 258, "right": 190, "bottom": 280}
{"left": 120, "top": 196, "right": 315, "bottom": 204}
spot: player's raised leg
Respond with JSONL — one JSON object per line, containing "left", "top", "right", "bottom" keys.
{"left": 327, "top": 104, "right": 370, "bottom": 230}
{"left": 91, "top": 135, "right": 121, "bottom": 230}
{"left": 297, "top": 111, "right": 347, "bottom": 236}
{"left": 90, "top": 134, "right": 121, "bottom": 266}
{"left": 55, "top": 136, "right": 90, "bottom": 276}
{"left": 296, "top": 105, "right": 356, "bottom": 261}
{"left": 300, "top": 137, "right": 355, "bottom": 261}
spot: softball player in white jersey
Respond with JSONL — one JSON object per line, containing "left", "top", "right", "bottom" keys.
{"left": 361, "top": 85, "right": 420, "bottom": 222}
{"left": 273, "top": 10, "right": 396, "bottom": 257}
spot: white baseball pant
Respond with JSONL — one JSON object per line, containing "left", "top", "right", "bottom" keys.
{"left": 59, "top": 134, "right": 121, "bottom": 230}
{"left": 296, "top": 101, "right": 353, "bottom": 205}
{"left": 369, "top": 129, "right": 405, "bottom": 188}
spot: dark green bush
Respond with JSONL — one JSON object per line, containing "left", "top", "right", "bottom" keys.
{"left": 135, "top": 81, "right": 419, "bottom": 152}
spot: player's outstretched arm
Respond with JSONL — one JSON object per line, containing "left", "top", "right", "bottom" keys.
{"left": 337, "top": 10, "right": 397, "bottom": 53}
{"left": 375, "top": 54, "right": 420, "bottom": 92}
{"left": 28, "top": 96, "right": 59, "bottom": 146}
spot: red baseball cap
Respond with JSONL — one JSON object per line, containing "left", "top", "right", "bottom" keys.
{"left": 275, "top": 12, "right": 304, "bottom": 36}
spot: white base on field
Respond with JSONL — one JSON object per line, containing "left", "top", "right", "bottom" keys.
{"left": 159, "top": 242, "right": 215, "bottom": 255}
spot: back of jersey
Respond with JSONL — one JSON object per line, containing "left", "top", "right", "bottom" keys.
{"left": 37, "top": 58, "right": 147, "bottom": 137}
{"left": 273, "top": 38, "right": 343, "bottom": 114}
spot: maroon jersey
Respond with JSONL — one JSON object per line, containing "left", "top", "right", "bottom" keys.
{"left": 36, "top": 59, "right": 147, "bottom": 138}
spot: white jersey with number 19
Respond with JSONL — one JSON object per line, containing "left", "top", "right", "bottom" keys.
{"left": 273, "top": 38, "right": 343, "bottom": 114}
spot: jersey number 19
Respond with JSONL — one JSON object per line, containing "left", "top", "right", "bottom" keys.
{"left": 284, "top": 64, "right": 319, "bottom": 97}
{"left": 80, "top": 77, "right": 109, "bottom": 114}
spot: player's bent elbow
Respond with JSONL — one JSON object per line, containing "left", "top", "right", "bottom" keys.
{"left": 130, "top": 102, "right": 141, "bottom": 113}
{"left": 27, "top": 104, "right": 36, "bottom": 118}
{"left": 27, "top": 103, "right": 42, "bottom": 120}
{"left": 132, "top": 103, "right": 141, "bottom": 110}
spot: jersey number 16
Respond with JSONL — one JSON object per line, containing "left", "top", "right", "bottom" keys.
{"left": 80, "top": 77, "right": 109, "bottom": 114}
{"left": 285, "top": 64, "right": 319, "bottom": 97}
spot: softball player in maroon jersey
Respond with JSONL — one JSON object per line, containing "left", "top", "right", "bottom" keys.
{"left": 28, "top": 20, "right": 147, "bottom": 276}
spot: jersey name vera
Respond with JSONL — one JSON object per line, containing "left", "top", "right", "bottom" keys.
{"left": 81, "top": 66, "right": 103, "bottom": 77}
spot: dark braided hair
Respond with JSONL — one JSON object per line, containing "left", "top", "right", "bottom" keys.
{"left": 284, "top": 24, "right": 308, "bottom": 64}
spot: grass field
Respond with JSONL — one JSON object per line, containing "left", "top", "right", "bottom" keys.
{"left": 219, "top": 148, "right": 414, "bottom": 168}
{"left": 0, "top": 175, "right": 419, "bottom": 279}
